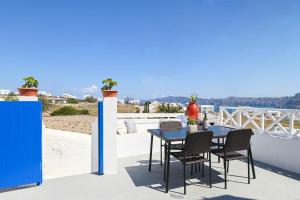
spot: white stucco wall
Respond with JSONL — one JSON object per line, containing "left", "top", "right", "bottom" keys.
{"left": 117, "top": 133, "right": 161, "bottom": 158}
{"left": 251, "top": 133, "right": 300, "bottom": 174}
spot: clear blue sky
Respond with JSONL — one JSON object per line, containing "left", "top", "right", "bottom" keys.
{"left": 1, "top": 0, "right": 300, "bottom": 99}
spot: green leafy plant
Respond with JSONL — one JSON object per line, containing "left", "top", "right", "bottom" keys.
{"left": 157, "top": 103, "right": 184, "bottom": 113}
{"left": 22, "top": 76, "right": 39, "bottom": 88}
{"left": 51, "top": 106, "right": 89, "bottom": 116}
{"left": 143, "top": 101, "right": 151, "bottom": 113}
{"left": 85, "top": 96, "right": 97, "bottom": 103}
{"left": 117, "top": 104, "right": 140, "bottom": 113}
{"left": 101, "top": 78, "right": 118, "bottom": 91}
{"left": 190, "top": 94, "right": 197, "bottom": 103}
{"left": 67, "top": 98, "right": 79, "bottom": 104}
{"left": 3, "top": 92, "right": 17, "bottom": 101}
{"left": 187, "top": 118, "right": 198, "bottom": 125}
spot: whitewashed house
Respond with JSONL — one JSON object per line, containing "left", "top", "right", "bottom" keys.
{"left": 0, "top": 89, "right": 10, "bottom": 95}
{"left": 62, "top": 93, "right": 77, "bottom": 99}
{"left": 201, "top": 105, "right": 215, "bottom": 113}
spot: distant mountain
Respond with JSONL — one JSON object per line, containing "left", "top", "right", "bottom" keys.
{"left": 283, "top": 93, "right": 300, "bottom": 109}
{"left": 142, "top": 93, "right": 300, "bottom": 110}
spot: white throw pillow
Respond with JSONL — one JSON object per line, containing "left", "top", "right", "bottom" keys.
{"left": 117, "top": 120, "right": 127, "bottom": 135}
{"left": 124, "top": 119, "right": 138, "bottom": 133}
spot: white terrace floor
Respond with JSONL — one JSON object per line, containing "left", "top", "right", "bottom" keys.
{"left": 1, "top": 153, "right": 300, "bottom": 200}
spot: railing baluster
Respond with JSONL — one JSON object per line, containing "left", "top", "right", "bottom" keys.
{"left": 237, "top": 108, "right": 242, "bottom": 128}
{"left": 289, "top": 112, "right": 295, "bottom": 135}
{"left": 261, "top": 111, "right": 265, "bottom": 131}
{"left": 219, "top": 107, "right": 224, "bottom": 125}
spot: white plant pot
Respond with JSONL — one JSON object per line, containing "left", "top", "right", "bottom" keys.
{"left": 187, "top": 125, "right": 198, "bottom": 133}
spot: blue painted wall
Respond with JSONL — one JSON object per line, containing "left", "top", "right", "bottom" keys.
{"left": 98, "top": 101, "right": 104, "bottom": 175}
{"left": 0, "top": 102, "right": 42, "bottom": 189}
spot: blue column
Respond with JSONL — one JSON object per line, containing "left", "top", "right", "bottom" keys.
{"left": 98, "top": 101, "right": 104, "bottom": 175}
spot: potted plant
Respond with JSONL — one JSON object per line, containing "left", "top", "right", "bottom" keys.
{"left": 187, "top": 118, "right": 198, "bottom": 133}
{"left": 101, "top": 78, "right": 118, "bottom": 97}
{"left": 18, "top": 76, "right": 39, "bottom": 96}
{"left": 186, "top": 94, "right": 200, "bottom": 121}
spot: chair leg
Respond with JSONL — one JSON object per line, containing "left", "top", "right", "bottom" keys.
{"left": 201, "top": 162, "right": 205, "bottom": 178}
{"left": 209, "top": 153, "right": 212, "bottom": 188}
{"left": 227, "top": 161, "right": 229, "bottom": 173}
{"left": 164, "top": 144, "right": 167, "bottom": 182}
{"left": 249, "top": 146, "right": 256, "bottom": 179}
{"left": 195, "top": 163, "right": 198, "bottom": 173}
{"left": 183, "top": 162, "right": 186, "bottom": 195}
{"left": 191, "top": 164, "right": 193, "bottom": 176}
{"left": 248, "top": 150, "right": 250, "bottom": 184}
{"left": 224, "top": 157, "right": 227, "bottom": 189}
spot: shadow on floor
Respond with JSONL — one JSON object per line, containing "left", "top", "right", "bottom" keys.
{"left": 0, "top": 184, "right": 38, "bottom": 194}
{"left": 203, "top": 195, "right": 256, "bottom": 200}
{"left": 239, "top": 159, "right": 300, "bottom": 181}
{"left": 125, "top": 159, "right": 228, "bottom": 194}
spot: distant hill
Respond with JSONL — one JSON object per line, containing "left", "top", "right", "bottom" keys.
{"left": 142, "top": 93, "right": 300, "bottom": 111}
{"left": 283, "top": 93, "right": 300, "bottom": 109}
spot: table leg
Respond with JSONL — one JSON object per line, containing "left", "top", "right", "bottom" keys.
{"left": 148, "top": 135, "right": 153, "bottom": 172}
{"left": 217, "top": 138, "right": 220, "bottom": 163}
{"left": 249, "top": 146, "right": 256, "bottom": 179}
{"left": 166, "top": 141, "right": 171, "bottom": 193}
{"left": 160, "top": 139, "right": 163, "bottom": 166}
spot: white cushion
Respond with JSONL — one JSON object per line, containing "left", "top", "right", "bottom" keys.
{"left": 124, "top": 119, "right": 138, "bottom": 133}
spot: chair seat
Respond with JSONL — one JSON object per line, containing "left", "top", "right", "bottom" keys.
{"left": 171, "top": 152, "right": 209, "bottom": 165}
{"left": 170, "top": 143, "right": 183, "bottom": 150}
{"left": 211, "top": 142, "right": 221, "bottom": 146}
{"left": 211, "top": 149, "right": 246, "bottom": 160}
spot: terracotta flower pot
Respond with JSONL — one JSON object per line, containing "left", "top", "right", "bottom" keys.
{"left": 102, "top": 90, "right": 118, "bottom": 97}
{"left": 186, "top": 102, "right": 200, "bottom": 121}
{"left": 18, "top": 88, "right": 38, "bottom": 97}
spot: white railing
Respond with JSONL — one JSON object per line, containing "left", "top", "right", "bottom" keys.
{"left": 219, "top": 106, "right": 300, "bottom": 136}
{"left": 117, "top": 113, "right": 183, "bottom": 119}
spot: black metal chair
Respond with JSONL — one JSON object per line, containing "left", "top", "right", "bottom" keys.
{"left": 171, "top": 131, "right": 213, "bottom": 195}
{"left": 159, "top": 121, "right": 183, "bottom": 165}
{"left": 212, "top": 129, "right": 254, "bottom": 189}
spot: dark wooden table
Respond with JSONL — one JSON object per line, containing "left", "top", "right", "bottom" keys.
{"left": 147, "top": 125, "right": 255, "bottom": 193}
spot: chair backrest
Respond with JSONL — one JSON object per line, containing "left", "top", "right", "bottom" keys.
{"left": 160, "top": 121, "right": 182, "bottom": 131}
{"left": 225, "top": 129, "right": 253, "bottom": 152}
{"left": 184, "top": 131, "right": 213, "bottom": 156}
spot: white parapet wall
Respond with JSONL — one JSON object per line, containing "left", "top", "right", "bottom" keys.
{"left": 251, "top": 132, "right": 300, "bottom": 174}
{"left": 117, "top": 133, "right": 161, "bottom": 158}
{"left": 18, "top": 96, "right": 39, "bottom": 101}
{"left": 91, "top": 118, "right": 99, "bottom": 173}
{"left": 116, "top": 113, "right": 183, "bottom": 158}
{"left": 92, "top": 113, "right": 185, "bottom": 160}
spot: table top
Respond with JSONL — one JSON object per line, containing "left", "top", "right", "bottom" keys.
{"left": 147, "top": 125, "right": 234, "bottom": 142}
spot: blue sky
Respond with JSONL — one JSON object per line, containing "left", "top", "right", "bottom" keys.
{"left": 0, "top": 0, "right": 300, "bottom": 99}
